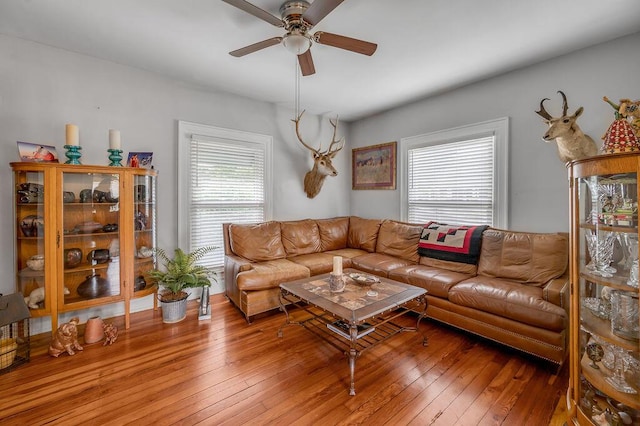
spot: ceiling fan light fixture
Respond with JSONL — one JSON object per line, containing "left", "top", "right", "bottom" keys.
{"left": 282, "top": 33, "right": 311, "bottom": 55}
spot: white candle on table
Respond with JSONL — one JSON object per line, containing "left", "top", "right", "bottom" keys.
{"left": 66, "top": 124, "right": 79, "bottom": 146}
{"left": 109, "top": 129, "right": 121, "bottom": 150}
{"left": 333, "top": 256, "right": 342, "bottom": 275}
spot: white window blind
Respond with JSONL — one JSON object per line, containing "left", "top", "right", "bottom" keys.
{"left": 408, "top": 137, "right": 494, "bottom": 225}
{"left": 178, "top": 121, "right": 272, "bottom": 294}
{"left": 188, "top": 135, "right": 267, "bottom": 272}
{"left": 401, "top": 117, "right": 508, "bottom": 228}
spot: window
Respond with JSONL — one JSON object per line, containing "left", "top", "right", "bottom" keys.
{"left": 178, "top": 121, "right": 273, "bottom": 291}
{"left": 400, "top": 118, "right": 508, "bottom": 228}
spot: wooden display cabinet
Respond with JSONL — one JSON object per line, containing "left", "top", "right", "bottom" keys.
{"left": 568, "top": 153, "right": 640, "bottom": 425}
{"left": 12, "top": 162, "right": 157, "bottom": 332}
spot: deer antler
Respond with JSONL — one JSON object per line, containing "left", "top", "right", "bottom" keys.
{"left": 292, "top": 110, "right": 345, "bottom": 155}
{"left": 535, "top": 98, "right": 553, "bottom": 120}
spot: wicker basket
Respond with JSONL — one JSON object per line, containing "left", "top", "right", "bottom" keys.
{"left": 0, "top": 338, "right": 18, "bottom": 370}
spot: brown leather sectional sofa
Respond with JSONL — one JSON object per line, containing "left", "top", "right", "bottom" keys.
{"left": 223, "top": 216, "right": 569, "bottom": 367}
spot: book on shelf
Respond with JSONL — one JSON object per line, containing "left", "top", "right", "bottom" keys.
{"left": 327, "top": 320, "right": 375, "bottom": 339}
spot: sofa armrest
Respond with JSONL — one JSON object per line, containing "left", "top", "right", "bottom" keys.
{"left": 224, "top": 254, "right": 254, "bottom": 307}
{"left": 542, "top": 274, "right": 569, "bottom": 310}
{"left": 226, "top": 253, "right": 253, "bottom": 273}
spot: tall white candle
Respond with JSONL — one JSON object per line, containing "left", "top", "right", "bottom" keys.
{"left": 333, "top": 256, "right": 342, "bottom": 275}
{"left": 109, "top": 129, "right": 121, "bottom": 150}
{"left": 66, "top": 124, "right": 79, "bottom": 146}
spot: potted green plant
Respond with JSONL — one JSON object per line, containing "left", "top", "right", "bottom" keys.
{"left": 148, "top": 246, "right": 217, "bottom": 323}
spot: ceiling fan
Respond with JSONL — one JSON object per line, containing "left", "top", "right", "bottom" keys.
{"left": 222, "top": 0, "right": 377, "bottom": 76}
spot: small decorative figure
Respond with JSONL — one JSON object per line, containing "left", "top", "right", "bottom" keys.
{"left": 102, "top": 323, "right": 118, "bottom": 346}
{"left": 25, "top": 286, "right": 70, "bottom": 309}
{"left": 48, "top": 317, "right": 83, "bottom": 357}
{"left": 604, "top": 96, "right": 640, "bottom": 138}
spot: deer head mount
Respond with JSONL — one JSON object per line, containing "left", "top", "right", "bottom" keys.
{"left": 293, "top": 110, "right": 344, "bottom": 198}
{"left": 535, "top": 90, "right": 598, "bottom": 163}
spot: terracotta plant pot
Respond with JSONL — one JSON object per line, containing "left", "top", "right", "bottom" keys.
{"left": 83, "top": 316, "right": 104, "bottom": 344}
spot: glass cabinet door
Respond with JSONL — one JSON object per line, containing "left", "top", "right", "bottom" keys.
{"left": 132, "top": 172, "right": 156, "bottom": 295}
{"left": 60, "top": 171, "right": 123, "bottom": 308}
{"left": 576, "top": 172, "right": 640, "bottom": 424}
{"left": 15, "top": 170, "right": 47, "bottom": 313}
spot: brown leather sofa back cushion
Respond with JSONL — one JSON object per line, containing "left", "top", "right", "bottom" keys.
{"left": 477, "top": 228, "right": 568, "bottom": 286}
{"left": 317, "top": 217, "right": 349, "bottom": 251}
{"left": 347, "top": 217, "right": 382, "bottom": 252}
{"left": 229, "top": 221, "right": 286, "bottom": 262}
{"left": 281, "top": 219, "right": 321, "bottom": 256}
{"left": 376, "top": 220, "right": 422, "bottom": 263}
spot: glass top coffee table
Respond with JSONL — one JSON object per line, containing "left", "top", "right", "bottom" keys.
{"left": 277, "top": 268, "right": 428, "bottom": 395}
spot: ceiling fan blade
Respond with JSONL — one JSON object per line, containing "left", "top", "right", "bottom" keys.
{"left": 222, "top": 0, "right": 284, "bottom": 27}
{"left": 229, "top": 37, "right": 283, "bottom": 57}
{"left": 314, "top": 31, "right": 377, "bottom": 56}
{"left": 302, "top": 0, "right": 344, "bottom": 26}
{"left": 298, "top": 50, "right": 316, "bottom": 76}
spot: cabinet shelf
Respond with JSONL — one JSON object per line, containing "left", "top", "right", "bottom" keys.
{"left": 12, "top": 162, "right": 158, "bottom": 331}
{"left": 579, "top": 271, "right": 639, "bottom": 292}
{"left": 580, "top": 311, "right": 638, "bottom": 352}
{"left": 580, "top": 353, "right": 639, "bottom": 410}
{"left": 579, "top": 222, "right": 638, "bottom": 234}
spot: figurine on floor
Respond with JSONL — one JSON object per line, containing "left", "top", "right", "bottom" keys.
{"left": 48, "top": 317, "right": 83, "bottom": 357}
{"left": 103, "top": 322, "right": 118, "bottom": 346}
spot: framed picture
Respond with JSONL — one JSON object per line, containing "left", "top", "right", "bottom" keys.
{"left": 127, "top": 152, "right": 153, "bottom": 168}
{"left": 352, "top": 142, "right": 397, "bottom": 190}
{"left": 17, "top": 141, "right": 59, "bottom": 163}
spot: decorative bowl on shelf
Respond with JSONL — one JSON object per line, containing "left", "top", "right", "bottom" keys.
{"left": 26, "top": 254, "right": 45, "bottom": 271}
{"left": 102, "top": 223, "right": 118, "bottom": 233}
{"left": 20, "top": 215, "right": 44, "bottom": 237}
{"left": 64, "top": 248, "right": 82, "bottom": 269}
{"left": 74, "top": 221, "right": 103, "bottom": 234}
{"left": 63, "top": 191, "right": 75, "bottom": 203}
{"left": 77, "top": 273, "right": 110, "bottom": 299}
{"left": 87, "top": 249, "right": 110, "bottom": 264}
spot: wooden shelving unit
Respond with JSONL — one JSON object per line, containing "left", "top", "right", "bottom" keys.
{"left": 11, "top": 162, "right": 158, "bottom": 331}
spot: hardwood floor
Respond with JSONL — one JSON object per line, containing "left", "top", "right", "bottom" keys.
{"left": 0, "top": 294, "right": 569, "bottom": 425}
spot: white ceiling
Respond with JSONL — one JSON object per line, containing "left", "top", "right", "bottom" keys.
{"left": 1, "top": 0, "right": 639, "bottom": 121}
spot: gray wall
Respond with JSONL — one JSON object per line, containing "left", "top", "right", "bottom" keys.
{"left": 349, "top": 32, "right": 640, "bottom": 233}
{"left": 0, "top": 35, "right": 350, "bottom": 331}
{"left": 1, "top": 31, "right": 639, "bottom": 331}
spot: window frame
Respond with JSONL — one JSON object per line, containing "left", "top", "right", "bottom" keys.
{"left": 399, "top": 117, "right": 509, "bottom": 228}
{"left": 177, "top": 120, "right": 273, "bottom": 254}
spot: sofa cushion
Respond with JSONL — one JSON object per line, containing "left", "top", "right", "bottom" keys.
{"left": 317, "top": 217, "right": 349, "bottom": 251}
{"left": 288, "top": 252, "right": 336, "bottom": 275}
{"left": 281, "top": 219, "right": 321, "bottom": 256}
{"left": 389, "top": 265, "right": 473, "bottom": 299}
{"left": 324, "top": 248, "right": 369, "bottom": 261}
{"left": 229, "top": 221, "right": 285, "bottom": 262}
{"left": 419, "top": 256, "right": 478, "bottom": 275}
{"left": 236, "top": 259, "right": 310, "bottom": 291}
{"left": 448, "top": 276, "right": 566, "bottom": 331}
{"left": 375, "top": 220, "right": 422, "bottom": 263}
{"left": 351, "top": 253, "right": 415, "bottom": 277}
{"left": 347, "top": 217, "right": 382, "bottom": 252}
{"left": 477, "top": 229, "right": 568, "bottom": 286}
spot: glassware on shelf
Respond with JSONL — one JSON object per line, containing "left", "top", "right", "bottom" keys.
{"left": 605, "top": 345, "right": 638, "bottom": 394}
{"left": 585, "top": 230, "right": 617, "bottom": 277}
{"left": 610, "top": 290, "right": 639, "bottom": 341}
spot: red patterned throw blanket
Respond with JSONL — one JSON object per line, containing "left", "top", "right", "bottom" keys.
{"left": 418, "top": 221, "right": 488, "bottom": 264}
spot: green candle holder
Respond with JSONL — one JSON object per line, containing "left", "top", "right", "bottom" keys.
{"left": 64, "top": 145, "right": 82, "bottom": 165}
{"left": 108, "top": 149, "right": 123, "bottom": 167}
